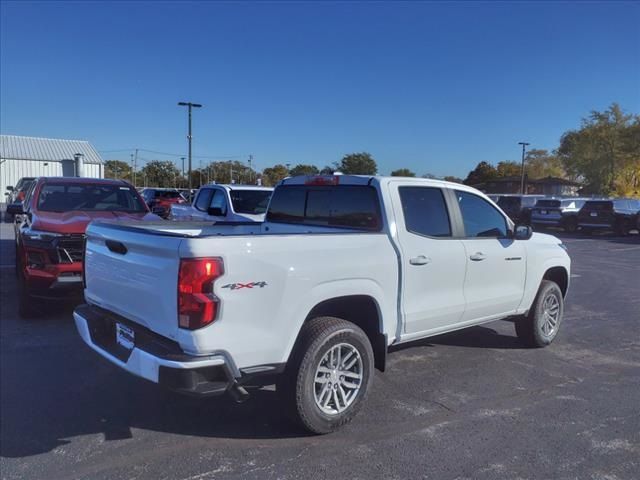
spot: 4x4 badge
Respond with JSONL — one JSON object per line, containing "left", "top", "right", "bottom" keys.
{"left": 221, "top": 281, "right": 268, "bottom": 290}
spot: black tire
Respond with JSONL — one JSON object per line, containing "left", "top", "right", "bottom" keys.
{"left": 515, "top": 280, "right": 564, "bottom": 348}
{"left": 278, "top": 316, "right": 374, "bottom": 434}
{"left": 614, "top": 219, "right": 629, "bottom": 236}
{"left": 563, "top": 216, "right": 578, "bottom": 233}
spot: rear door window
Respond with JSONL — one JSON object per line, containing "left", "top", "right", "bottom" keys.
{"left": 399, "top": 187, "right": 451, "bottom": 237}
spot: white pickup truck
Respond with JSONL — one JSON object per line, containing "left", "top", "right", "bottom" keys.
{"left": 74, "top": 175, "right": 570, "bottom": 433}
{"left": 169, "top": 184, "right": 273, "bottom": 222}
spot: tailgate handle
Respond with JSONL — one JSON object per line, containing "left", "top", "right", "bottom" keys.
{"left": 106, "top": 240, "right": 128, "bottom": 255}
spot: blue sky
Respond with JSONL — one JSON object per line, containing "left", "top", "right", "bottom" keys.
{"left": 1, "top": 1, "right": 639, "bottom": 177}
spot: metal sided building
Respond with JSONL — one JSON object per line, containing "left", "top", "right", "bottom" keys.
{"left": 1, "top": 135, "right": 104, "bottom": 195}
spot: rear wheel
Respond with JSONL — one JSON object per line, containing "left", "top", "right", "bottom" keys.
{"left": 278, "top": 317, "right": 374, "bottom": 434}
{"left": 515, "top": 280, "right": 564, "bottom": 347}
{"left": 563, "top": 216, "right": 578, "bottom": 233}
{"left": 614, "top": 219, "right": 629, "bottom": 236}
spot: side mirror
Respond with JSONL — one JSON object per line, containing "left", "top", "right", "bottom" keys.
{"left": 513, "top": 224, "right": 533, "bottom": 240}
{"left": 208, "top": 207, "right": 225, "bottom": 217}
{"left": 6, "top": 202, "right": 24, "bottom": 215}
{"left": 6, "top": 186, "right": 14, "bottom": 191}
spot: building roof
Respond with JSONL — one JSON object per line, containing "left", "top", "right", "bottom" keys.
{"left": 529, "top": 176, "right": 580, "bottom": 186}
{"left": 0, "top": 135, "right": 103, "bottom": 164}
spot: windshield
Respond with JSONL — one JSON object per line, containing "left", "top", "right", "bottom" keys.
{"left": 229, "top": 190, "right": 273, "bottom": 214}
{"left": 38, "top": 183, "right": 147, "bottom": 213}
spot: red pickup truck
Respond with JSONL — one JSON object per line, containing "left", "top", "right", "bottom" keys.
{"left": 7, "top": 177, "right": 159, "bottom": 318}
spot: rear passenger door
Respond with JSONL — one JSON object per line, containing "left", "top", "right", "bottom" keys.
{"left": 391, "top": 183, "right": 467, "bottom": 335}
{"left": 453, "top": 190, "right": 526, "bottom": 322}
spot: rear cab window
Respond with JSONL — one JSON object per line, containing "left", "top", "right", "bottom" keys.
{"left": 266, "top": 185, "right": 382, "bottom": 231}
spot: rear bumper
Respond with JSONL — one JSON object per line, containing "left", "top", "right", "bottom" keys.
{"left": 73, "top": 304, "right": 239, "bottom": 396}
{"left": 531, "top": 218, "right": 562, "bottom": 226}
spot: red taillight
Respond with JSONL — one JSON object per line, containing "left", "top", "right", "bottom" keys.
{"left": 178, "top": 257, "right": 224, "bottom": 330}
{"left": 304, "top": 175, "right": 340, "bottom": 186}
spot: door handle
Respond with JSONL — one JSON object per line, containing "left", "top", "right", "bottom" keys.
{"left": 469, "top": 252, "right": 486, "bottom": 261}
{"left": 409, "top": 255, "right": 431, "bottom": 266}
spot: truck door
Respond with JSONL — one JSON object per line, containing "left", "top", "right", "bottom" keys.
{"left": 453, "top": 190, "right": 526, "bottom": 321}
{"left": 390, "top": 183, "right": 467, "bottom": 335}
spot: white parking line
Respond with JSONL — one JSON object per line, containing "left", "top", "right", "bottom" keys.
{"left": 608, "top": 246, "right": 640, "bottom": 252}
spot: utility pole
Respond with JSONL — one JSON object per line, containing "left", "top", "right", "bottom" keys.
{"left": 518, "top": 142, "right": 530, "bottom": 194}
{"left": 130, "top": 153, "right": 134, "bottom": 183}
{"left": 180, "top": 157, "right": 185, "bottom": 186}
{"left": 230, "top": 162, "right": 234, "bottom": 184}
{"left": 133, "top": 148, "right": 138, "bottom": 187}
{"left": 248, "top": 155, "right": 253, "bottom": 184}
{"left": 177, "top": 101, "right": 202, "bottom": 191}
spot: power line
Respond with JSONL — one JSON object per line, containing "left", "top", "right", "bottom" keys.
{"left": 99, "top": 147, "right": 247, "bottom": 160}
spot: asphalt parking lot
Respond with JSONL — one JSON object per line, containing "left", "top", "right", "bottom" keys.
{"left": 1, "top": 221, "right": 639, "bottom": 480}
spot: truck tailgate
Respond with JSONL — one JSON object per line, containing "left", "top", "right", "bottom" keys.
{"left": 84, "top": 222, "right": 183, "bottom": 341}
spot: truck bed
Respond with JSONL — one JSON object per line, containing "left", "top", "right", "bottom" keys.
{"left": 83, "top": 220, "right": 399, "bottom": 369}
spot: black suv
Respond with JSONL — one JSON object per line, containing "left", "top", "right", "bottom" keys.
{"left": 496, "top": 195, "right": 545, "bottom": 224}
{"left": 577, "top": 199, "right": 640, "bottom": 235}
{"left": 530, "top": 198, "right": 587, "bottom": 232}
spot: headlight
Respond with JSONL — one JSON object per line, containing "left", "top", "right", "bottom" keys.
{"left": 23, "top": 230, "right": 62, "bottom": 242}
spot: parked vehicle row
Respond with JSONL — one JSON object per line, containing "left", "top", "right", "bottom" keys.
{"left": 73, "top": 174, "right": 571, "bottom": 434}
{"left": 490, "top": 194, "right": 640, "bottom": 235}
{"left": 6, "top": 177, "right": 273, "bottom": 318}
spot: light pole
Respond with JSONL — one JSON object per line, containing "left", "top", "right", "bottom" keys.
{"left": 518, "top": 142, "right": 530, "bottom": 194}
{"left": 180, "top": 156, "right": 185, "bottom": 187}
{"left": 178, "top": 101, "right": 202, "bottom": 191}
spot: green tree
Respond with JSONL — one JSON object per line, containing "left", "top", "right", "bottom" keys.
{"left": 496, "top": 161, "right": 521, "bottom": 177}
{"left": 289, "top": 164, "right": 319, "bottom": 177}
{"left": 335, "top": 152, "right": 377, "bottom": 175}
{"left": 104, "top": 160, "right": 131, "bottom": 181}
{"left": 524, "top": 149, "right": 565, "bottom": 179}
{"left": 463, "top": 161, "right": 497, "bottom": 186}
{"left": 204, "top": 160, "right": 254, "bottom": 185}
{"left": 262, "top": 164, "right": 290, "bottom": 186}
{"left": 443, "top": 176, "right": 464, "bottom": 183}
{"left": 140, "top": 160, "right": 180, "bottom": 188}
{"left": 391, "top": 168, "right": 416, "bottom": 177}
{"left": 319, "top": 166, "right": 334, "bottom": 175}
{"left": 558, "top": 103, "right": 640, "bottom": 195}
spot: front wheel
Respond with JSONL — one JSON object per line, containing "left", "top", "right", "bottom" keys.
{"left": 279, "top": 317, "right": 374, "bottom": 434}
{"left": 515, "top": 280, "right": 564, "bottom": 347}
